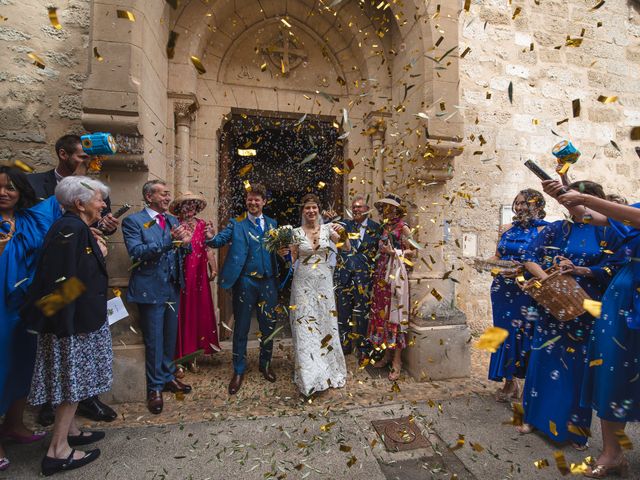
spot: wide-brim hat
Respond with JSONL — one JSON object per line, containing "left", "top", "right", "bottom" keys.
{"left": 374, "top": 193, "right": 406, "bottom": 212}
{"left": 169, "top": 191, "right": 207, "bottom": 215}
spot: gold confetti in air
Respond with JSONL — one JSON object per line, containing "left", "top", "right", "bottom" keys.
{"left": 597, "top": 95, "right": 618, "bottom": 104}
{"left": 35, "top": 277, "right": 86, "bottom": 317}
{"left": 93, "top": 47, "right": 104, "bottom": 62}
{"left": 47, "top": 7, "right": 62, "bottom": 30}
{"left": 591, "top": 0, "right": 606, "bottom": 10}
{"left": 476, "top": 327, "right": 508, "bottom": 353}
{"left": 589, "top": 358, "right": 603, "bottom": 367}
{"left": 614, "top": 430, "right": 633, "bottom": 450}
{"left": 13, "top": 159, "right": 34, "bottom": 173}
{"left": 512, "top": 6, "right": 522, "bottom": 20}
{"left": 238, "top": 163, "right": 254, "bottom": 176}
{"left": 630, "top": 127, "right": 640, "bottom": 140}
{"left": 116, "top": 9, "right": 136, "bottom": 21}
{"left": 166, "top": 31, "right": 178, "bottom": 59}
{"left": 572, "top": 99, "right": 581, "bottom": 117}
{"left": 27, "top": 52, "right": 45, "bottom": 69}
{"left": 583, "top": 299, "right": 602, "bottom": 318}
{"left": 463, "top": 0, "right": 471, "bottom": 12}
{"left": 190, "top": 55, "right": 206, "bottom": 74}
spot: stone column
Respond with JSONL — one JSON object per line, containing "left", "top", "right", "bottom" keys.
{"left": 174, "top": 101, "right": 197, "bottom": 195}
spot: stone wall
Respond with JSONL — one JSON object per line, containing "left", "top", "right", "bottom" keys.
{"left": 451, "top": 0, "right": 640, "bottom": 332}
{"left": 0, "top": 0, "right": 90, "bottom": 168}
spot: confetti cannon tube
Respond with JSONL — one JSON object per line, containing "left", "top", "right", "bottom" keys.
{"left": 81, "top": 133, "right": 118, "bottom": 155}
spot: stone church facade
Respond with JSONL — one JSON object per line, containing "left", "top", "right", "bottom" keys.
{"left": 2, "top": 0, "right": 639, "bottom": 400}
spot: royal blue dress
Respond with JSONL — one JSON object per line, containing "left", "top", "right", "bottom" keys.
{"left": 521, "top": 221, "right": 623, "bottom": 445}
{"left": 581, "top": 204, "right": 640, "bottom": 423}
{"left": 0, "top": 196, "right": 61, "bottom": 415}
{"left": 489, "top": 219, "right": 548, "bottom": 382}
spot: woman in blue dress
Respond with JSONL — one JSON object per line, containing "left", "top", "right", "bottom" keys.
{"left": 0, "top": 167, "right": 61, "bottom": 471}
{"left": 544, "top": 179, "right": 640, "bottom": 478}
{"left": 519, "top": 181, "right": 623, "bottom": 451}
{"left": 487, "top": 189, "right": 548, "bottom": 402}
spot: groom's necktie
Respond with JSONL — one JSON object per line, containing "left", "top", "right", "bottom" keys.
{"left": 255, "top": 217, "right": 263, "bottom": 235}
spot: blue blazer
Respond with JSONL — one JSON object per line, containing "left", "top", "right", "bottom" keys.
{"left": 335, "top": 218, "right": 382, "bottom": 286}
{"left": 207, "top": 215, "right": 278, "bottom": 290}
{"left": 122, "top": 209, "right": 189, "bottom": 304}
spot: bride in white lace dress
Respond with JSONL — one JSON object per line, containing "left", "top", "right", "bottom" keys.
{"left": 290, "top": 194, "right": 350, "bottom": 396}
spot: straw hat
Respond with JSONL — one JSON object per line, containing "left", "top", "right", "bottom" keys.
{"left": 169, "top": 191, "right": 207, "bottom": 215}
{"left": 374, "top": 193, "right": 406, "bottom": 212}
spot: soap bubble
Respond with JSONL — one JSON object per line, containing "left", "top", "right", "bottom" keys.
{"left": 550, "top": 370, "right": 560, "bottom": 380}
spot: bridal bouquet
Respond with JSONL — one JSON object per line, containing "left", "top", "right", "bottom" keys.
{"left": 263, "top": 225, "right": 302, "bottom": 253}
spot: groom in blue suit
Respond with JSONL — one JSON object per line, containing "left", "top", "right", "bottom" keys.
{"left": 122, "top": 180, "right": 194, "bottom": 414}
{"left": 205, "top": 183, "right": 279, "bottom": 394}
{"left": 335, "top": 195, "right": 381, "bottom": 355}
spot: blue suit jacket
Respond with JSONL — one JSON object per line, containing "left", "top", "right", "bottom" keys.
{"left": 335, "top": 218, "right": 382, "bottom": 286}
{"left": 122, "top": 209, "right": 189, "bottom": 304}
{"left": 207, "top": 215, "right": 278, "bottom": 290}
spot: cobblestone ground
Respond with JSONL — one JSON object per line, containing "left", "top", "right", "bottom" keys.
{"left": 52, "top": 345, "right": 494, "bottom": 430}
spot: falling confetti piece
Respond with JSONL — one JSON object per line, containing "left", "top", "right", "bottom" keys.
{"left": 532, "top": 335, "right": 561, "bottom": 350}
{"left": 591, "top": 0, "right": 605, "bottom": 10}
{"left": 630, "top": 127, "right": 640, "bottom": 140}
{"left": 93, "top": 46, "right": 104, "bottom": 62}
{"left": 572, "top": 99, "right": 581, "bottom": 117}
{"left": 463, "top": 0, "right": 471, "bottom": 12}
{"left": 48, "top": 7, "right": 62, "bottom": 30}
{"left": 238, "top": 163, "right": 254, "bottom": 176}
{"left": 116, "top": 9, "right": 135, "bottom": 21}
{"left": 450, "top": 434, "right": 465, "bottom": 450}
{"left": 512, "top": 6, "right": 522, "bottom": 20}
{"left": 27, "top": 52, "right": 45, "bottom": 69}
{"left": 508, "top": 81, "right": 513, "bottom": 104}
{"left": 614, "top": 430, "right": 633, "bottom": 450}
{"left": 590, "top": 358, "right": 603, "bottom": 367}
{"left": 610, "top": 140, "right": 621, "bottom": 153}
{"left": 598, "top": 95, "right": 618, "bottom": 104}
{"left": 190, "top": 55, "right": 206, "bottom": 74}
{"left": 583, "top": 299, "right": 601, "bottom": 318}
{"left": 476, "top": 327, "right": 509, "bottom": 353}
{"left": 549, "top": 421, "right": 558, "bottom": 437}
{"left": 13, "top": 159, "right": 34, "bottom": 173}
{"left": 166, "top": 31, "right": 178, "bottom": 59}
{"left": 36, "top": 277, "right": 86, "bottom": 317}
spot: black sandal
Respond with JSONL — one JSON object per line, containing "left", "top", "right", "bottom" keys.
{"left": 68, "top": 430, "right": 105, "bottom": 447}
{"left": 41, "top": 448, "right": 101, "bottom": 476}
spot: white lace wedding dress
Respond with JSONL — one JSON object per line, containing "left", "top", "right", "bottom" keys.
{"left": 290, "top": 224, "right": 347, "bottom": 396}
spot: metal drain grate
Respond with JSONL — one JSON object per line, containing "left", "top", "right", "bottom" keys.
{"left": 371, "top": 417, "right": 431, "bottom": 452}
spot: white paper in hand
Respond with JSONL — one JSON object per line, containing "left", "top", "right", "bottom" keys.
{"left": 107, "top": 296, "right": 129, "bottom": 325}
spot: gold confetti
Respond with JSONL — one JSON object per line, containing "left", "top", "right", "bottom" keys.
{"left": 35, "top": 277, "right": 86, "bottom": 317}
{"left": 116, "top": 9, "right": 135, "bottom": 21}
{"left": 339, "top": 444, "right": 352, "bottom": 452}
{"left": 430, "top": 288, "right": 442, "bottom": 301}
{"left": 534, "top": 458, "right": 550, "bottom": 469}
{"left": 583, "top": 299, "right": 602, "bottom": 318}
{"left": 549, "top": 420, "right": 558, "bottom": 436}
{"left": 470, "top": 442, "right": 484, "bottom": 452}
{"left": 450, "top": 434, "right": 465, "bottom": 450}
{"left": 615, "top": 430, "right": 633, "bottom": 450}
{"left": 598, "top": 95, "right": 618, "bottom": 104}
{"left": 13, "top": 159, "right": 34, "bottom": 173}
{"left": 243, "top": 180, "right": 252, "bottom": 191}
{"left": 590, "top": 358, "right": 603, "bottom": 367}
{"left": 463, "top": 0, "right": 471, "bottom": 12}
{"left": 27, "top": 52, "right": 45, "bottom": 69}
{"left": 143, "top": 219, "right": 157, "bottom": 229}
{"left": 238, "top": 163, "right": 254, "bottom": 176}
{"left": 320, "top": 421, "right": 336, "bottom": 432}
{"left": 346, "top": 456, "right": 357, "bottom": 467}
{"left": 553, "top": 451, "right": 570, "bottom": 475}
{"left": 512, "top": 6, "right": 521, "bottom": 20}
{"left": 260, "top": 61, "right": 267, "bottom": 72}
{"left": 568, "top": 424, "right": 591, "bottom": 437}
{"left": 320, "top": 334, "right": 333, "bottom": 348}
{"left": 190, "top": 55, "right": 206, "bottom": 74}
{"left": 591, "top": 0, "right": 605, "bottom": 10}
{"left": 93, "top": 47, "right": 104, "bottom": 62}
{"left": 166, "top": 31, "right": 178, "bottom": 59}
{"left": 112, "top": 288, "right": 122, "bottom": 297}
{"left": 460, "top": 46, "right": 471, "bottom": 58}
{"left": 511, "top": 402, "right": 524, "bottom": 426}
{"left": 47, "top": 7, "right": 62, "bottom": 30}
{"left": 572, "top": 99, "right": 581, "bottom": 117}
{"left": 476, "top": 327, "right": 508, "bottom": 353}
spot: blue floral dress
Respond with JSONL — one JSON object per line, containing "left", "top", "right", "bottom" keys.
{"left": 581, "top": 204, "right": 640, "bottom": 423}
{"left": 489, "top": 219, "right": 547, "bottom": 382}
{"left": 521, "top": 221, "right": 623, "bottom": 445}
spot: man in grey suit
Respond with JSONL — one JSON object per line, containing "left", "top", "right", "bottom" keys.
{"left": 122, "top": 180, "right": 193, "bottom": 414}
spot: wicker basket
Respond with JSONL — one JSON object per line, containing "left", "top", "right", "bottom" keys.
{"left": 520, "top": 264, "right": 591, "bottom": 322}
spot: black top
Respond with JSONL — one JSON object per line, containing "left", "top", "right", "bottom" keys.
{"left": 28, "top": 168, "right": 115, "bottom": 234}
{"left": 21, "top": 212, "right": 108, "bottom": 337}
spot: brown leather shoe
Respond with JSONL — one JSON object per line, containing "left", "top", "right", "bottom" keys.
{"left": 259, "top": 366, "right": 276, "bottom": 383}
{"left": 163, "top": 379, "right": 192, "bottom": 394}
{"left": 228, "top": 373, "right": 244, "bottom": 395}
{"left": 147, "top": 391, "right": 163, "bottom": 415}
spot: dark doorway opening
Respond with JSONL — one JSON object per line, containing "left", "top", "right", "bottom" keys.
{"left": 217, "top": 109, "right": 346, "bottom": 336}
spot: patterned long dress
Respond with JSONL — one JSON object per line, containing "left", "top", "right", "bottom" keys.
{"left": 368, "top": 220, "right": 408, "bottom": 350}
